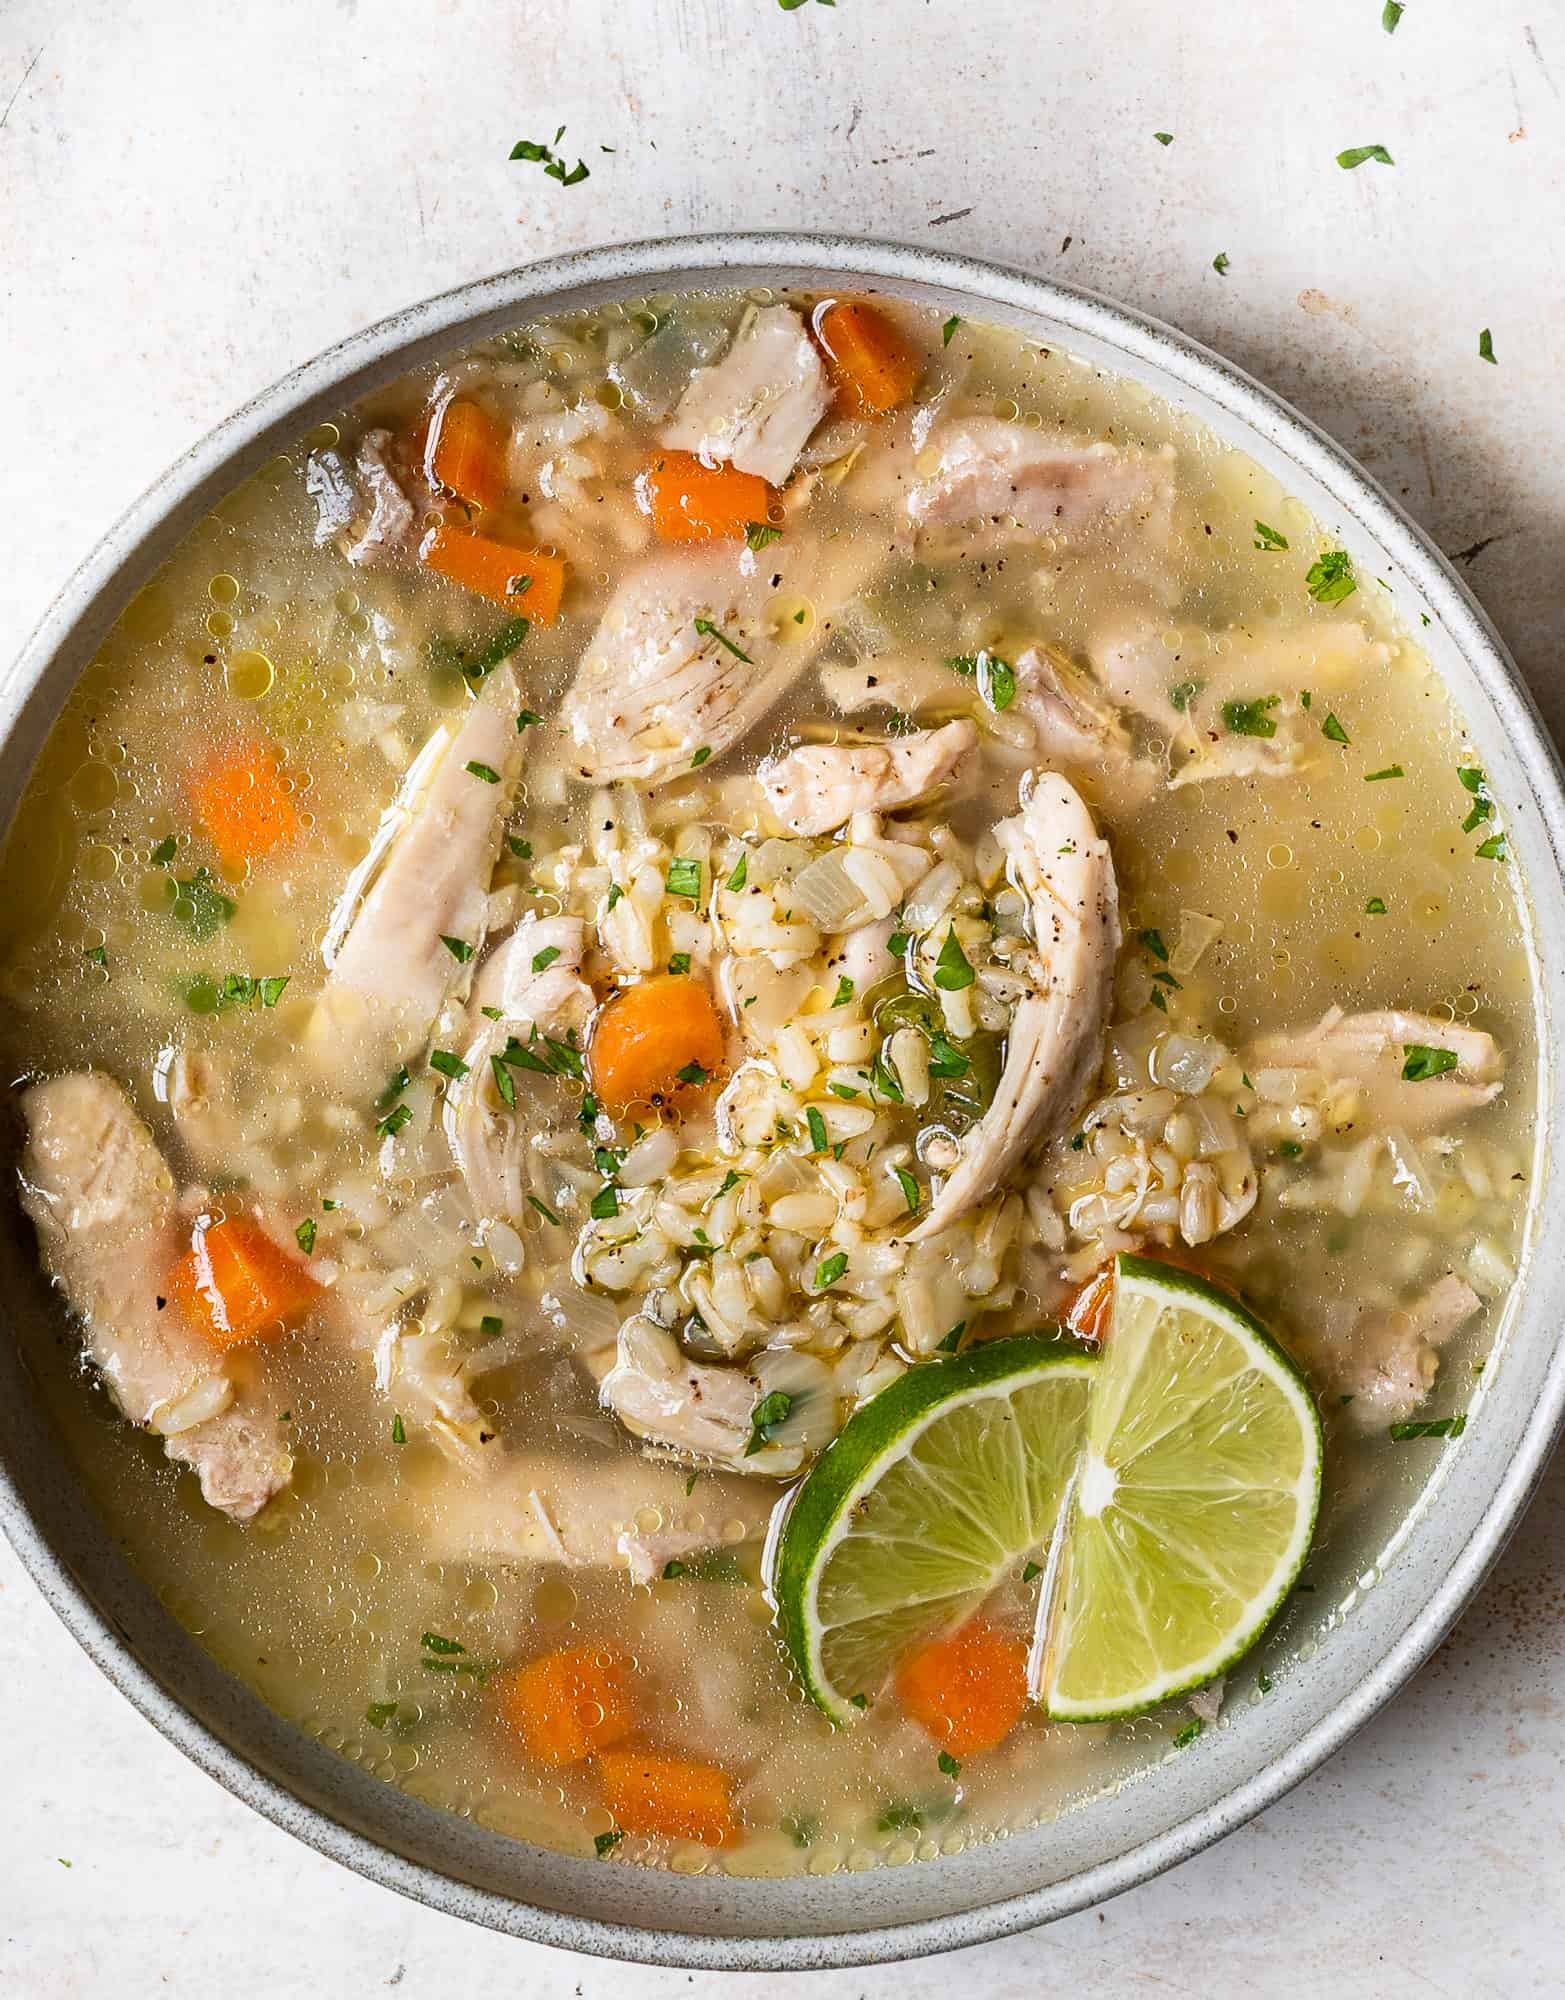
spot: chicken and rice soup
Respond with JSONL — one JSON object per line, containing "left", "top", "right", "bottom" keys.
{"left": 2, "top": 288, "right": 1535, "bottom": 1872}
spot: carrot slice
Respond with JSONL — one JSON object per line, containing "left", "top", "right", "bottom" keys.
{"left": 640, "top": 450, "right": 772, "bottom": 545}
{"left": 419, "top": 523, "right": 565, "bottom": 622}
{"left": 427, "top": 397, "right": 506, "bottom": 511}
{"left": 1063, "top": 1266, "right": 1114, "bottom": 1346}
{"left": 814, "top": 300, "right": 921, "bottom": 416}
{"left": 588, "top": 975, "right": 726, "bottom": 1117}
{"left": 495, "top": 1645, "right": 636, "bottom": 1767}
{"left": 596, "top": 1747, "right": 739, "bottom": 1848}
{"left": 189, "top": 740, "right": 298, "bottom": 870}
{"left": 168, "top": 1216, "right": 320, "bottom": 1351}
{"left": 895, "top": 1617, "right": 1029, "bottom": 1758}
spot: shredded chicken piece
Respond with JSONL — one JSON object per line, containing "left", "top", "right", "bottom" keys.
{"left": 759, "top": 719, "right": 977, "bottom": 835}
{"left": 597, "top": 1316, "right": 811, "bottom": 1476}
{"left": 423, "top": 1449, "right": 776, "bottom": 1580}
{"left": 305, "top": 429, "right": 421, "bottom": 568}
{"left": 313, "top": 663, "right": 522, "bottom": 1074}
{"left": 663, "top": 304, "right": 831, "bottom": 484}
{"left": 819, "top": 654, "right": 968, "bottom": 721}
{"left": 1248, "top": 1007, "right": 1504, "bottom": 1138}
{"left": 442, "top": 913, "right": 593, "bottom": 1222}
{"left": 908, "top": 418, "right": 1176, "bottom": 547}
{"left": 18, "top": 1073, "right": 291, "bottom": 1520}
{"left": 911, "top": 772, "right": 1120, "bottom": 1239}
{"left": 1317, "top": 1272, "right": 1482, "bottom": 1430}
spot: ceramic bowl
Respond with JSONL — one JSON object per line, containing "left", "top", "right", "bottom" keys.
{"left": 3, "top": 234, "right": 1562, "bottom": 1969}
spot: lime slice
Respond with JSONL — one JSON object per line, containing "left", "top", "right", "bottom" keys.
{"left": 1042, "top": 1254, "right": 1322, "bottom": 1720}
{"left": 775, "top": 1337, "right": 1095, "bottom": 1726}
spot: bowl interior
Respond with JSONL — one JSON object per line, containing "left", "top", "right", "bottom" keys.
{"left": 2, "top": 236, "right": 1563, "bottom": 1970}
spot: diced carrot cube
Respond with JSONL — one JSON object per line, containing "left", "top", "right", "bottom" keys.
{"left": 419, "top": 523, "right": 565, "bottom": 622}
{"left": 495, "top": 1645, "right": 635, "bottom": 1767}
{"left": 641, "top": 450, "right": 773, "bottom": 544}
{"left": 588, "top": 975, "right": 727, "bottom": 1117}
{"left": 427, "top": 397, "right": 506, "bottom": 511}
{"left": 189, "top": 740, "right": 298, "bottom": 870}
{"left": 168, "top": 1215, "right": 320, "bottom": 1350}
{"left": 595, "top": 1747, "right": 739, "bottom": 1848}
{"left": 814, "top": 300, "right": 921, "bottom": 416}
{"left": 895, "top": 1617, "right": 1029, "bottom": 1758}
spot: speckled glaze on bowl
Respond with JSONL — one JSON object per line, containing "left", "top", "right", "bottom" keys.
{"left": 1, "top": 234, "right": 1562, "bottom": 1970}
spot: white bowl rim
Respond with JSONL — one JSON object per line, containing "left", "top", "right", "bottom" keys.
{"left": 2, "top": 231, "right": 1562, "bottom": 1971}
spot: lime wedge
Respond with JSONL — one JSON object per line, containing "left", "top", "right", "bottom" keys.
{"left": 1042, "top": 1254, "right": 1322, "bottom": 1719}
{"left": 775, "top": 1338, "right": 1095, "bottom": 1726}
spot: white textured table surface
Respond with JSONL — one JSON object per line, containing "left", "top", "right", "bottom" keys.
{"left": 2, "top": 3, "right": 1562, "bottom": 1994}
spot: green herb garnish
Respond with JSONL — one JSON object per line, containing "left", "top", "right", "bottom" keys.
{"left": 1305, "top": 548, "right": 1357, "bottom": 602}
{"left": 465, "top": 761, "right": 500, "bottom": 784}
{"left": 391, "top": 1413, "right": 407, "bottom": 1444}
{"left": 1389, "top": 1414, "right": 1467, "bottom": 1440}
{"left": 1253, "top": 521, "right": 1289, "bottom": 551}
{"left": 429, "top": 1049, "right": 470, "bottom": 1080}
{"left": 1321, "top": 712, "right": 1350, "bottom": 745}
{"left": 725, "top": 851, "right": 749, "bottom": 893}
{"left": 744, "top": 1388, "right": 795, "bottom": 1456}
{"left": 666, "top": 856, "right": 702, "bottom": 899}
{"left": 744, "top": 521, "right": 782, "bottom": 551}
{"left": 1365, "top": 765, "right": 1404, "bottom": 782}
{"left": 440, "top": 934, "right": 475, "bottom": 963}
{"left": 814, "top": 1251, "right": 849, "bottom": 1289}
{"left": 693, "top": 616, "right": 752, "bottom": 663}
{"left": 1402, "top": 1043, "right": 1459, "bottom": 1081}
{"left": 1222, "top": 695, "right": 1280, "bottom": 738}
{"left": 594, "top": 1828, "right": 624, "bottom": 1856}
{"left": 1478, "top": 327, "right": 1496, "bottom": 365}
{"left": 934, "top": 926, "right": 975, "bottom": 991}
{"left": 1337, "top": 143, "right": 1394, "bottom": 169}
{"left": 894, "top": 1166, "right": 920, "bottom": 1215}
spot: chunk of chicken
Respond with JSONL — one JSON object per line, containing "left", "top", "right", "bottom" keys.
{"left": 759, "top": 719, "right": 978, "bottom": 835}
{"left": 911, "top": 772, "right": 1120, "bottom": 1239}
{"left": 1248, "top": 1008, "right": 1504, "bottom": 1139}
{"left": 1011, "top": 645, "right": 1160, "bottom": 810}
{"left": 663, "top": 304, "right": 830, "bottom": 484}
{"left": 825, "top": 914, "right": 899, "bottom": 998}
{"left": 314, "top": 663, "right": 523, "bottom": 1074}
{"left": 1318, "top": 1272, "right": 1482, "bottom": 1430}
{"left": 559, "top": 549, "right": 811, "bottom": 786}
{"left": 908, "top": 419, "right": 1176, "bottom": 549}
{"left": 18, "top": 1073, "right": 291, "bottom": 1520}
{"left": 819, "top": 653, "right": 970, "bottom": 721}
{"left": 374, "top": 1324, "right": 493, "bottom": 1465}
{"left": 423, "top": 1449, "right": 777, "bottom": 1583}
{"left": 597, "top": 1316, "right": 830, "bottom": 1477}
{"left": 305, "top": 429, "right": 420, "bottom": 568}
{"left": 442, "top": 913, "right": 593, "bottom": 1222}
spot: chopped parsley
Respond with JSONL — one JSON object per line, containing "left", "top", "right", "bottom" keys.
{"left": 479, "top": 1315, "right": 502, "bottom": 1338}
{"left": 1336, "top": 143, "right": 1395, "bottom": 169}
{"left": 589, "top": 1184, "right": 620, "bottom": 1220}
{"left": 440, "top": 934, "right": 475, "bottom": 963}
{"left": 83, "top": 944, "right": 108, "bottom": 967}
{"left": 375, "top": 1103, "right": 414, "bottom": 1139}
{"left": 744, "top": 521, "right": 782, "bottom": 551}
{"left": 594, "top": 1828, "right": 624, "bottom": 1857}
{"left": 947, "top": 649, "right": 1016, "bottom": 711}
{"left": 1172, "top": 1720, "right": 1204, "bottom": 1748}
{"left": 429, "top": 616, "right": 529, "bottom": 682}
{"left": 465, "top": 761, "right": 500, "bottom": 784}
{"left": 1212, "top": 252, "right": 1230, "bottom": 276}
{"left": 490, "top": 1052, "right": 517, "bottom": 1107}
{"left": 934, "top": 926, "right": 975, "bottom": 991}
{"left": 1402, "top": 1043, "right": 1459, "bottom": 1082}
{"left": 295, "top": 1218, "right": 317, "bottom": 1254}
{"left": 172, "top": 869, "right": 237, "bottom": 942}
{"left": 606, "top": 882, "right": 624, "bottom": 910}
{"left": 1458, "top": 765, "right": 1494, "bottom": 831}
{"left": 942, "top": 314, "right": 962, "bottom": 345}
{"left": 531, "top": 945, "right": 562, "bottom": 973}
{"left": 1364, "top": 765, "right": 1404, "bottom": 782}
{"left": 936, "top": 1321, "right": 966, "bottom": 1353}
{"left": 1476, "top": 833, "right": 1508, "bottom": 860}
{"left": 365, "top": 1701, "right": 399, "bottom": 1730}
{"left": 508, "top": 127, "right": 590, "bottom": 186}
{"left": 1022, "top": 1559, "right": 1042, "bottom": 1583}
{"left": 666, "top": 856, "right": 702, "bottom": 899}
{"left": 831, "top": 975, "right": 855, "bottom": 1007}
{"left": 926, "top": 1032, "right": 969, "bottom": 1078}
{"left": 1169, "top": 678, "right": 1204, "bottom": 712}
{"left": 1365, "top": 896, "right": 1387, "bottom": 915}
{"left": 676, "top": 1060, "right": 710, "bottom": 1086}
{"left": 725, "top": 851, "right": 749, "bottom": 893}
{"left": 1305, "top": 549, "right": 1357, "bottom": 603}
{"left": 1139, "top": 927, "right": 1170, "bottom": 961}
{"left": 744, "top": 1389, "right": 795, "bottom": 1456}
{"left": 526, "top": 1193, "right": 561, "bottom": 1226}
{"left": 1154, "top": 131, "right": 1174, "bottom": 147}
{"left": 937, "top": 1750, "right": 961, "bottom": 1777}
{"left": 149, "top": 835, "right": 179, "bottom": 866}
{"left": 508, "top": 834, "right": 533, "bottom": 859}
{"left": 1321, "top": 712, "right": 1350, "bottom": 745}
{"left": 693, "top": 616, "right": 752, "bottom": 663}
{"left": 668, "top": 951, "right": 691, "bottom": 975}
{"left": 1222, "top": 695, "right": 1280, "bottom": 738}
{"left": 814, "top": 1251, "right": 849, "bottom": 1289}
{"left": 894, "top": 1166, "right": 920, "bottom": 1214}
{"left": 391, "top": 1413, "right": 407, "bottom": 1444}
{"left": 429, "top": 1049, "right": 470, "bottom": 1080}
{"left": 886, "top": 928, "right": 910, "bottom": 957}
{"left": 1253, "top": 521, "right": 1289, "bottom": 551}
{"left": 515, "top": 709, "right": 542, "bottom": 733}
{"left": 1389, "top": 1414, "right": 1467, "bottom": 1440}
{"left": 1382, "top": 0, "right": 1403, "bottom": 27}
{"left": 806, "top": 1106, "right": 829, "bottom": 1153}
{"left": 1478, "top": 327, "right": 1497, "bottom": 365}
